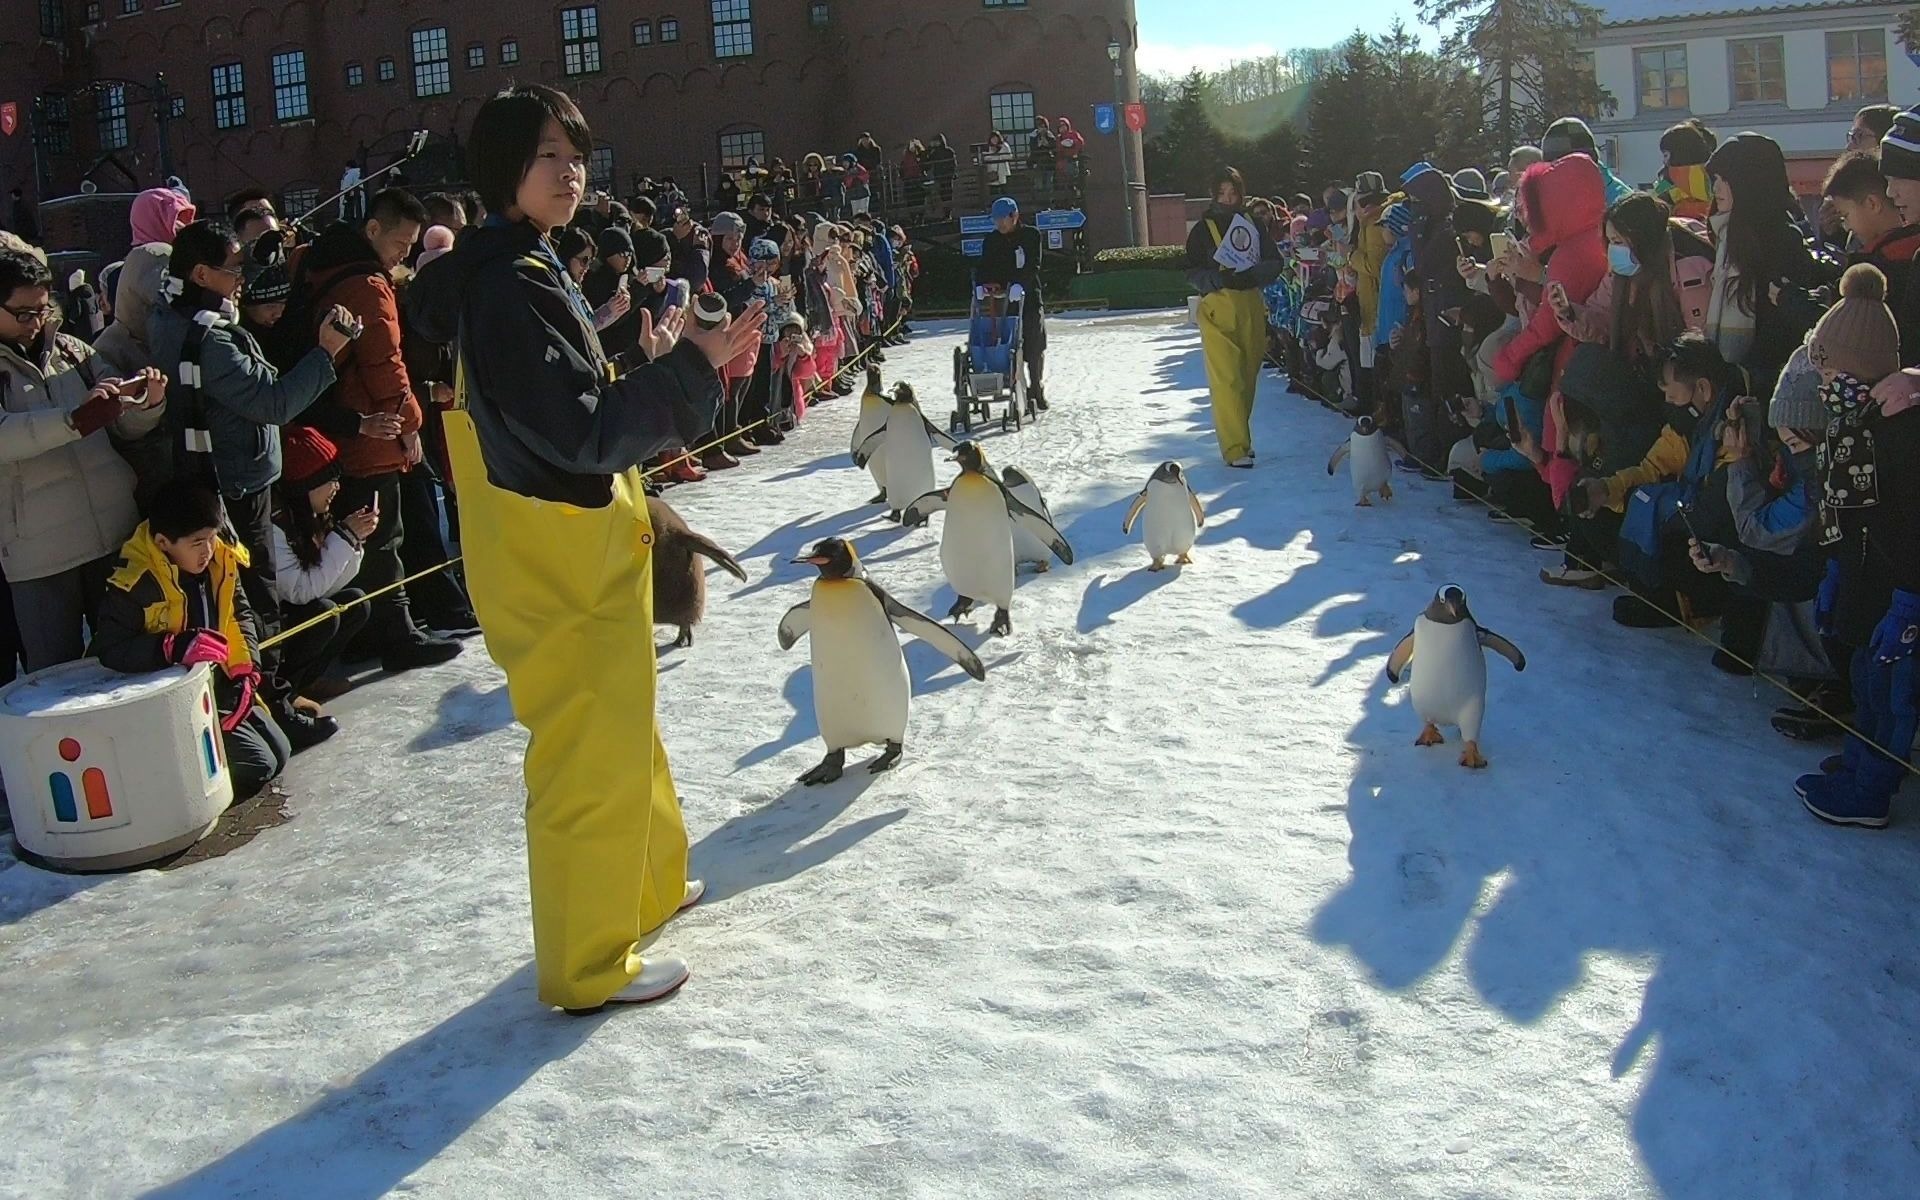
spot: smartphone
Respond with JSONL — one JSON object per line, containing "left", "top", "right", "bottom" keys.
{"left": 666, "top": 279, "right": 690, "bottom": 310}
{"left": 1676, "top": 501, "right": 1700, "bottom": 543}
{"left": 1490, "top": 232, "right": 1510, "bottom": 260}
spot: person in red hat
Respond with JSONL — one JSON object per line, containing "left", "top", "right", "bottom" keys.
{"left": 269, "top": 425, "right": 378, "bottom": 717}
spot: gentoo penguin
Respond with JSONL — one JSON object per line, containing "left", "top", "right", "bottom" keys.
{"left": 1122, "top": 461, "right": 1205, "bottom": 571}
{"left": 779, "top": 537, "right": 987, "bottom": 785}
{"left": 1384, "top": 585, "right": 1527, "bottom": 769}
{"left": 1000, "top": 465, "right": 1059, "bottom": 574}
{"left": 647, "top": 496, "right": 748, "bottom": 649}
{"left": 904, "top": 442, "right": 1073, "bottom": 636}
{"left": 851, "top": 365, "right": 891, "bottom": 505}
{"left": 1327, "top": 414, "right": 1395, "bottom": 506}
{"left": 852, "top": 382, "right": 957, "bottom": 524}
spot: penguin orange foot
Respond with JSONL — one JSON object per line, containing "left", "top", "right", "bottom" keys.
{"left": 990, "top": 608, "right": 1012, "bottom": 637}
{"left": 800, "top": 749, "right": 847, "bottom": 786}
{"left": 868, "top": 741, "right": 903, "bottom": 774}
{"left": 1415, "top": 723, "right": 1445, "bottom": 747}
{"left": 1459, "top": 742, "right": 1488, "bottom": 769}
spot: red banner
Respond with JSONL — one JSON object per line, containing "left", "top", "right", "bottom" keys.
{"left": 1123, "top": 103, "right": 1148, "bottom": 133}
{"left": 0, "top": 104, "right": 17, "bottom": 138}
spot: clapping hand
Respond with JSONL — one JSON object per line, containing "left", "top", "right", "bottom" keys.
{"left": 637, "top": 305, "right": 686, "bottom": 361}
{"left": 685, "top": 300, "right": 769, "bottom": 370}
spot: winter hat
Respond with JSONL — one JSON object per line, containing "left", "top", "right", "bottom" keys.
{"left": 631, "top": 227, "right": 672, "bottom": 268}
{"left": 1767, "top": 345, "right": 1824, "bottom": 431}
{"left": 244, "top": 262, "right": 292, "bottom": 306}
{"left": 1400, "top": 162, "right": 1441, "bottom": 188}
{"left": 1807, "top": 264, "right": 1901, "bottom": 383}
{"left": 130, "top": 187, "right": 196, "bottom": 246}
{"left": 1452, "top": 168, "right": 1490, "bottom": 201}
{"left": 779, "top": 312, "right": 805, "bottom": 335}
{"left": 708, "top": 211, "right": 746, "bottom": 239}
{"left": 1489, "top": 170, "right": 1514, "bottom": 198}
{"left": 1879, "top": 105, "right": 1920, "bottom": 182}
{"left": 595, "top": 224, "right": 635, "bottom": 260}
{"left": 1507, "top": 145, "right": 1544, "bottom": 174}
{"left": 281, "top": 425, "right": 341, "bottom": 491}
{"left": 990, "top": 196, "right": 1020, "bottom": 221}
{"left": 748, "top": 238, "right": 781, "bottom": 262}
{"left": 416, "top": 225, "right": 457, "bottom": 269}
{"left": 1353, "top": 171, "right": 1389, "bottom": 206}
{"left": 1541, "top": 117, "right": 1599, "bottom": 162}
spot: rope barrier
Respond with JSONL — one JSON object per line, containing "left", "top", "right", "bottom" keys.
{"left": 1285, "top": 372, "right": 1920, "bottom": 781}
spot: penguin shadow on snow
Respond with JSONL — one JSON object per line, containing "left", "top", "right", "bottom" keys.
{"left": 406, "top": 680, "right": 515, "bottom": 753}
{"left": 689, "top": 773, "right": 904, "bottom": 905}
{"left": 760, "top": 452, "right": 856, "bottom": 483}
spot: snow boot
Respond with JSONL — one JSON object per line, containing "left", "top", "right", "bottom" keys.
{"left": 1798, "top": 769, "right": 1893, "bottom": 828}
{"left": 563, "top": 957, "right": 690, "bottom": 1014}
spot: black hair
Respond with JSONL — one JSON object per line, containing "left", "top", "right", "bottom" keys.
{"left": 1212, "top": 165, "right": 1246, "bottom": 196}
{"left": 224, "top": 186, "right": 274, "bottom": 222}
{"left": 0, "top": 247, "right": 53, "bottom": 298}
{"left": 1604, "top": 192, "right": 1683, "bottom": 357}
{"left": 1661, "top": 331, "right": 1728, "bottom": 391}
{"left": 461, "top": 189, "right": 487, "bottom": 223}
{"left": 1857, "top": 103, "right": 1900, "bottom": 141}
{"left": 366, "top": 187, "right": 428, "bottom": 230}
{"left": 555, "top": 225, "right": 594, "bottom": 267}
{"left": 468, "top": 84, "right": 594, "bottom": 219}
{"left": 629, "top": 194, "right": 657, "bottom": 219}
{"left": 422, "top": 192, "right": 467, "bottom": 226}
{"left": 167, "top": 219, "right": 243, "bottom": 314}
{"left": 1705, "top": 133, "right": 1799, "bottom": 316}
{"left": 1825, "top": 150, "right": 1890, "bottom": 203}
{"left": 1658, "top": 119, "right": 1716, "bottom": 167}
{"left": 233, "top": 206, "right": 273, "bottom": 238}
{"left": 148, "top": 478, "right": 226, "bottom": 541}
{"left": 275, "top": 480, "right": 334, "bottom": 569}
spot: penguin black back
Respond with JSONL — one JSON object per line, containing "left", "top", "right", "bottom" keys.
{"left": 649, "top": 496, "right": 748, "bottom": 648}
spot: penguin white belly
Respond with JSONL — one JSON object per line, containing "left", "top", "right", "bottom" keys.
{"left": 1351, "top": 431, "right": 1393, "bottom": 499}
{"left": 1408, "top": 616, "right": 1487, "bottom": 739}
{"left": 941, "top": 476, "right": 1016, "bottom": 609}
{"left": 883, "top": 410, "right": 935, "bottom": 510}
{"left": 1142, "top": 481, "right": 1199, "bottom": 559}
{"left": 1006, "top": 480, "right": 1051, "bottom": 567}
{"left": 809, "top": 580, "right": 910, "bottom": 750}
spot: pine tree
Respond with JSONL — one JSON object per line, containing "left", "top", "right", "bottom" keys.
{"left": 1144, "top": 69, "right": 1227, "bottom": 198}
{"left": 1306, "top": 34, "right": 1383, "bottom": 188}
{"left": 1418, "top": 0, "right": 1615, "bottom": 157}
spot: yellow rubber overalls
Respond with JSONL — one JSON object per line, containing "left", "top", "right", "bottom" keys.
{"left": 1197, "top": 217, "right": 1268, "bottom": 464}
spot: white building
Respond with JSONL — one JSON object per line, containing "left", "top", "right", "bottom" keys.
{"left": 1580, "top": 0, "right": 1914, "bottom": 197}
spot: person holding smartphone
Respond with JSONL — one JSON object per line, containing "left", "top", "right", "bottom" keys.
{"left": 268, "top": 426, "right": 374, "bottom": 720}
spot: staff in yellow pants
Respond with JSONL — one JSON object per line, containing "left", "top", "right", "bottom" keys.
{"left": 410, "top": 84, "right": 767, "bottom": 1012}
{"left": 1183, "top": 166, "right": 1284, "bottom": 468}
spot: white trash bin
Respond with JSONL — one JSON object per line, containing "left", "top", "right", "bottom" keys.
{"left": 0, "top": 660, "right": 232, "bottom": 871}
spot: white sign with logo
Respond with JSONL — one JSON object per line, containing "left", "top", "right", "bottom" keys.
{"left": 1212, "top": 214, "right": 1261, "bottom": 272}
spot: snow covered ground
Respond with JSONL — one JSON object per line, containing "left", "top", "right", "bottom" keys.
{"left": 3, "top": 313, "right": 1919, "bottom": 1200}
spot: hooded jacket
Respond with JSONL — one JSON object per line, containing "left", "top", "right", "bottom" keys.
{"left": 1401, "top": 166, "right": 1470, "bottom": 332}
{"left": 407, "top": 218, "right": 721, "bottom": 509}
{"left": 286, "top": 224, "right": 422, "bottom": 476}
{"left": 128, "top": 188, "right": 195, "bottom": 249}
{"left": 92, "top": 520, "right": 256, "bottom": 676}
{"left": 1495, "top": 155, "right": 1609, "bottom": 387}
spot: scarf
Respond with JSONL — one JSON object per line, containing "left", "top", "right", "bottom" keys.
{"left": 1704, "top": 213, "right": 1756, "bottom": 367}
{"left": 1817, "top": 371, "right": 1878, "bottom": 546}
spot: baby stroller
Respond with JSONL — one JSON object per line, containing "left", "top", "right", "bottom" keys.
{"left": 950, "top": 283, "right": 1035, "bottom": 434}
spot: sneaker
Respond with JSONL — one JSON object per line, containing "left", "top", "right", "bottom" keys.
{"left": 381, "top": 634, "right": 462, "bottom": 674}
{"left": 1772, "top": 704, "right": 1845, "bottom": 742}
{"left": 1611, "top": 594, "right": 1671, "bottom": 629}
{"left": 279, "top": 706, "right": 340, "bottom": 753}
{"left": 700, "top": 449, "right": 740, "bottom": 472}
{"left": 562, "top": 957, "right": 691, "bottom": 1014}
{"left": 1797, "top": 772, "right": 1892, "bottom": 828}
{"left": 1530, "top": 531, "right": 1570, "bottom": 551}
{"left": 723, "top": 437, "right": 761, "bottom": 457}
{"left": 1539, "top": 564, "right": 1607, "bottom": 590}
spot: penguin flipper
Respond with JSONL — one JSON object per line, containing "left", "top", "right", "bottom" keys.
{"left": 923, "top": 418, "right": 960, "bottom": 450}
{"left": 1121, "top": 490, "right": 1149, "bottom": 535}
{"left": 852, "top": 428, "right": 886, "bottom": 467}
{"left": 1186, "top": 484, "right": 1207, "bottom": 528}
{"left": 902, "top": 488, "right": 950, "bottom": 526}
{"left": 1006, "top": 493, "right": 1074, "bottom": 565}
{"left": 1478, "top": 628, "right": 1527, "bottom": 672}
{"left": 1327, "top": 442, "right": 1351, "bottom": 476}
{"left": 777, "top": 602, "right": 812, "bottom": 650}
{"left": 1385, "top": 631, "right": 1416, "bottom": 683}
{"left": 869, "top": 583, "right": 987, "bottom": 681}
{"left": 685, "top": 531, "right": 749, "bottom": 583}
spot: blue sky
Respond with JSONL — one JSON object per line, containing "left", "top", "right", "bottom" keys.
{"left": 1135, "top": 0, "right": 1429, "bottom": 76}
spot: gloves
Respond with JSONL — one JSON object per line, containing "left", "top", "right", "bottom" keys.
{"left": 1869, "top": 589, "right": 1920, "bottom": 665}
{"left": 221, "top": 663, "right": 257, "bottom": 734}
{"left": 164, "top": 628, "right": 230, "bottom": 668}
{"left": 68, "top": 388, "right": 124, "bottom": 438}
{"left": 1816, "top": 559, "right": 1841, "bottom": 640}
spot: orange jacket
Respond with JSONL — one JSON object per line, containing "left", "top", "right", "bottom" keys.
{"left": 289, "top": 242, "right": 423, "bottom": 477}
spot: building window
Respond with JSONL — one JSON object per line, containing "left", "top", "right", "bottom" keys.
{"left": 561, "top": 6, "right": 602, "bottom": 75}
{"left": 633, "top": 19, "right": 652, "bottom": 45}
{"left": 1729, "top": 37, "right": 1784, "bottom": 105}
{"left": 37, "top": 93, "right": 71, "bottom": 154}
{"left": 412, "top": 26, "right": 451, "bottom": 97}
{"left": 345, "top": 62, "right": 364, "bottom": 87}
{"left": 84, "top": 1, "right": 100, "bottom": 22}
{"left": 718, "top": 129, "right": 765, "bottom": 171}
{"left": 1828, "top": 30, "right": 1888, "bottom": 104}
{"left": 712, "top": 0, "right": 753, "bottom": 57}
{"left": 467, "top": 43, "right": 485, "bottom": 68}
{"left": 990, "top": 89, "right": 1037, "bottom": 154}
{"left": 660, "top": 18, "right": 679, "bottom": 42}
{"left": 211, "top": 62, "right": 247, "bottom": 129}
{"left": 500, "top": 39, "right": 519, "bottom": 64}
{"left": 808, "top": 2, "right": 828, "bottom": 27}
{"left": 281, "top": 186, "right": 319, "bottom": 218}
{"left": 377, "top": 57, "right": 395, "bottom": 83}
{"left": 588, "top": 145, "right": 615, "bottom": 191}
{"left": 40, "top": 0, "right": 65, "bottom": 37}
{"left": 271, "top": 50, "right": 311, "bottom": 121}
{"left": 120, "top": 0, "right": 139, "bottom": 15}
{"left": 1634, "top": 45, "right": 1688, "bottom": 112}
{"left": 98, "top": 83, "right": 129, "bottom": 150}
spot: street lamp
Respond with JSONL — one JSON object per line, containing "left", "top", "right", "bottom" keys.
{"left": 1107, "top": 39, "right": 1135, "bottom": 247}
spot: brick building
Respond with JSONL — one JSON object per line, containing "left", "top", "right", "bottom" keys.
{"left": 3, "top": 0, "right": 1146, "bottom": 250}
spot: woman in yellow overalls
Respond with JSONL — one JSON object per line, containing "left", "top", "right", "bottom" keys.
{"left": 409, "top": 85, "right": 765, "bottom": 1012}
{"left": 1183, "top": 166, "right": 1284, "bottom": 468}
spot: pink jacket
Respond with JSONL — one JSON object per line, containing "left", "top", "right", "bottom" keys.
{"left": 128, "top": 188, "right": 195, "bottom": 247}
{"left": 1493, "top": 156, "right": 1608, "bottom": 388}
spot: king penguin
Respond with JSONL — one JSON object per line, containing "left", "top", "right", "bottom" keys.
{"left": 779, "top": 538, "right": 987, "bottom": 785}
{"left": 904, "top": 442, "right": 1073, "bottom": 636}
{"left": 1122, "top": 461, "right": 1206, "bottom": 571}
{"left": 1384, "top": 585, "right": 1527, "bottom": 769}
{"left": 851, "top": 365, "right": 891, "bottom": 506}
{"left": 853, "top": 382, "right": 956, "bottom": 524}
{"left": 1327, "top": 414, "right": 1395, "bottom": 506}
{"left": 1000, "top": 465, "right": 1060, "bottom": 574}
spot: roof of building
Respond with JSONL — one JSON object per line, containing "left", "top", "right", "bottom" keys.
{"left": 1595, "top": 0, "right": 1883, "bottom": 25}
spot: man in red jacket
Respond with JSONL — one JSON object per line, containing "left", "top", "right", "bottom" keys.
{"left": 287, "top": 188, "right": 459, "bottom": 673}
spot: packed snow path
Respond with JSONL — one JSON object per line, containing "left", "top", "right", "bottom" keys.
{"left": 3, "top": 314, "right": 1918, "bottom": 1200}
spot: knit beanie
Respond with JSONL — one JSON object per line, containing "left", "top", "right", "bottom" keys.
{"left": 244, "top": 262, "right": 292, "bottom": 306}
{"left": 1541, "top": 117, "right": 1598, "bottom": 162}
{"left": 595, "top": 224, "right": 635, "bottom": 260}
{"left": 1807, "top": 264, "right": 1902, "bottom": 383}
{"left": 709, "top": 211, "right": 745, "bottom": 238}
{"left": 1400, "top": 162, "right": 1440, "bottom": 188}
{"left": 416, "top": 224, "right": 457, "bottom": 269}
{"left": 1451, "top": 168, "right": 1490, "bottom": 201}
{"left": 1880, "top": 105, "right": 1920, "bottom": 182}
{"left": 1767, "top": 344, "right": 1824, "bottom": 431}
{"left": 281, "top": 425, "right": 341, "bottom": 491}
{"left": 630, "top": 227, "right": 672, "bottom": 268}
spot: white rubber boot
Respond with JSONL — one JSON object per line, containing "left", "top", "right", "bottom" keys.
{"left": 678, "top": 879, "right": 706, "bottom": 912}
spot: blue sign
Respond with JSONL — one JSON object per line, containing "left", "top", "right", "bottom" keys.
{"left": 959, "top": 214, "right": 996, "bottom": 235}
{"left": 961, "top": 236, "right": 985, "bottom": 258}
{"left": 1035, "top": 209, "right": 1087, "bottom": 231}
{"left": 1092, "top": 103, "right": 1117, "bottom": 134}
